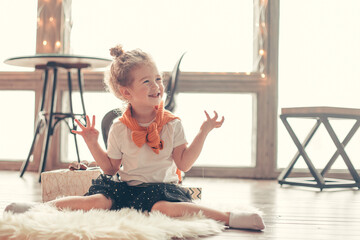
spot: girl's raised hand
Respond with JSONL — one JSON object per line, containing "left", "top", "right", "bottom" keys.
{"left": 72, "top": 115, "right": 99, "bottom": 146}
{"left": 201, "top": 110, "right": 225, "bottom": 134}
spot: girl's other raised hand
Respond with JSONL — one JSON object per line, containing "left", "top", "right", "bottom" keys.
{"left": 72, "top": 115, "right": 99, "bottom": 146}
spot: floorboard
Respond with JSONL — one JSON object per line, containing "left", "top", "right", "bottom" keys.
{"left": 1, "top": 170, "right": 360, "bottom": 239}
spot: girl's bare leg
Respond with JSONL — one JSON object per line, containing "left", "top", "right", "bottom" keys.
{"left": 151, "top": 201, "right": 265, "bottom": 230}
{"left": 5, "top": 194, "right": 112, "bottom": 214}
{"left": 49, "top": 194, "right": 112, "bottom": 211}
{"left": 152, "top": 201, "right": 229, "bottom": 222}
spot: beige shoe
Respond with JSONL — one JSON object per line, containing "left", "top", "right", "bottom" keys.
{"left": 4, "top": 202, "right": 38, "bottom": 214}
{"left": 229, "top": 212, "right": 265, "bottom": 230}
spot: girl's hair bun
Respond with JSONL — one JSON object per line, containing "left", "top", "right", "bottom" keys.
{"left": 110, "top": 45, "right": 125, "bottom": 58}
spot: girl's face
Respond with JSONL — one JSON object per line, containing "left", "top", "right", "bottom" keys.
{"left": 126, "top": 63, "right": 164, "bottom": 108}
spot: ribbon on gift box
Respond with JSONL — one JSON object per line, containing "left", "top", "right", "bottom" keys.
{"left": 68, "top": 160, "right": 98, "bottom": 171}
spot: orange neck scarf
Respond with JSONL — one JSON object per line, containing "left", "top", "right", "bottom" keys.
{"left": 119, "top": 101, "right": 182, "bottom": 183}
{"left": 119, "top": 101, "right": 179, "bottom": 154}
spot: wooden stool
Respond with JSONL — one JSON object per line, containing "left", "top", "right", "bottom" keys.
{"left": 279, "top": 107, "right": 360, "bottom": 190}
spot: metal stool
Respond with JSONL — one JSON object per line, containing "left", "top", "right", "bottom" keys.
{"left": 279, "top": 107, "right": 360, "bottom": 190}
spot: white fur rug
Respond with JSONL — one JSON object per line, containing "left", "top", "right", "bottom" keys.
{"left": 0, "top": 204, "right": 225, "bottom": 240}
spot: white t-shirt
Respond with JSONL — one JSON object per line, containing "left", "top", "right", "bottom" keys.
{"left": 107, "top": 118, "right": 187, "bottom": 186}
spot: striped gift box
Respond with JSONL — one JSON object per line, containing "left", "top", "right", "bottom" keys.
{"left": 182, "top": 186, "right": 202, "bottom": 200}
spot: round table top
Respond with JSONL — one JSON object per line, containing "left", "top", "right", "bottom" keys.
{"left": 4, "top": 54, "right": 112, "bottom": 69}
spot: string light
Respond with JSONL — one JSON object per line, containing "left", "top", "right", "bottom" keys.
{"left": 261, "top": 73, "right": 266, "bottom": 79}
{"left": 37, "top": 17, "right": 42, "bottom": 27}
{"left": 49, "top": 17, "right": 54, "bottom": 22}
{"left": 55, "top": 41, "right": 61, "bottom": 48}
{"left": 43, "top": 40, "right": 48, "bottom": 46}
{"left": 259, "top": 49, "right": 265, "bottom": 56}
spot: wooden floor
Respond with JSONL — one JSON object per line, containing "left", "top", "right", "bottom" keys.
{"left": 1, "top": 170, "right": 360, "bottom": 239}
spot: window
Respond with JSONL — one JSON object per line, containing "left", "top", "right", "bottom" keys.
{"left": 278, "top": 0, "right": 360, "bottom": 170}
{"left": 71, "top": 0, "right": 254, "bottom": 72}
{"left": 0, "top": 0, "right": 37, "bottom": 71}
{"left": 0, "top": 91, "right": 35, "bottom": 160}
{"left": 0, "top": 0, "right": 277, "bottom": 179}
{"left": 175, "top": 93, "right": 254, "bottom": 167}
{"left": 61, "top": 0, "right": 274, "bottom": 178}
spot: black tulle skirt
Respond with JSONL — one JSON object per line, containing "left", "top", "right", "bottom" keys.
{"left": 85, "top": 174, "right": 192, "bottom": 212}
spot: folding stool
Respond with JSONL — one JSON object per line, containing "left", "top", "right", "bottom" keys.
{"left": 278, "top": 107, "right": 360, "bottom": 190}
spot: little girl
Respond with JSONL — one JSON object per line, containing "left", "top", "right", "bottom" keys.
{"left": 6, "top": 45, "right": 265, "bottom": 231}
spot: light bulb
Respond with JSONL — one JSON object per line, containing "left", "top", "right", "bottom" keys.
{"left": 259, "top": 49, "right": 265, "bottom": 56}
{"left": 55, "top": 41, "right": 61, "bottom": 47}
{"left": 43, "top": 40, "right": 48, "bottom": 46}
{"left": 261, "top": 73, "right": 266, "bottom": 78}
{"left": 37, "top": 18, "right": 42, "bottom": 27}
{"left": 49, "top": 17, "right": 54, "bottom": 22}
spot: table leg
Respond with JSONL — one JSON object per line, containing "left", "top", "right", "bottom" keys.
{"left": 39, "top": 69, "right": 49, "bottom": 112}
{"left": 67, "top": 71, "right": 81, "bottom": 163}
{"left": 20, "top": 69, "right": 49, "bottom": 177}
{"left": 38, "top": 67, "right": 58, "bottom": 182}
{"left": 20, "top": 117, "right": 44, "bottom": 177}
{"left": 77, "top": 68, "right": 87, "bottom": 120}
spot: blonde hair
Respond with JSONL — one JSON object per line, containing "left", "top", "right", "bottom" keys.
{"left": 104, "top": 45, "right": 155, "bottom": 101}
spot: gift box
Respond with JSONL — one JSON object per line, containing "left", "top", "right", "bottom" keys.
{"left": 182, "top": 186, "right": 202, "bottom": 200}
{"left": 41, "top": 168, "right": 102, "bottom": 202}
